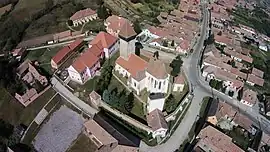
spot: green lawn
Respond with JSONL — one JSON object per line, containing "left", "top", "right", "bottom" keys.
{"left": 228, "top": 127, "right": 251, "bottom": 150}
{"left": 82, "top": 19, "right": 105, "bottom": 33}
{"left": 0, "top": 87, "right": 56, "bottom": 126}
{"left": 131, "top": 99, "right": 145, "bottom": 120}
{"left": 21, "top": 122, "right": 39, "bottom": 144}
{"left": 25, "top": 47, "right": 61, "bottom": 75}
{"left": 44, "top": 94, "right": 61, "bottom": 112}
{"left": 67, "top": 133, "right": 97, "bottom": 152}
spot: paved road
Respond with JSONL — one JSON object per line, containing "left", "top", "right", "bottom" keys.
{"left": 139, "top": 2, "right": 210, "bottom": 152}
{"left": 51, "top": 77, "right": 98, "bottom": 116}
{"left": 27, "top": 36, "right": 95, "bottom": 50}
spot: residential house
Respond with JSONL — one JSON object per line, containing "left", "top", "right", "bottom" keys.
{"left": 147, "top": 93, "right": 165, "bottom": 113}
{"left": 140, "top": 26, "right": 169, "bottom": 39}
{"left": 240, "top": 24, "right": 256, "bottom": 35}
{"left": 176, "top": 40, "right": 190, "bottom": 54}
{"left": 67, "top": 46, "right": 101, "bottom": 84}
{"left": 70, "top": 8, "right": 97, "bottom": 27}
{"left": 84, "top": 120, "right": 118, "bottom": 152}
{"left": 224, "top": 48, "right": 253, "bottom": 64}
{"left": 246, "top": 74, "right": 264, "bottom": 86}
{"left": 194, "top": 126, "right": 244, "bottom": 152}
{"left": 51, "top": 39, "right": 85, "bottom": 69}
{"left": 251, "top": 67, "right": 264, "bottom": 78}
{"left": 240, "top": 89, "right": 258, "bottom": 107}
{"left": 15, "top": 88, "right": 39, "bottom": 107}
{"left": 215, "top": 34, "right": 233, "bottom": 46}
{"left": 104, "top": 15, "right": 132, "bottom": 37}
{"left": 173, "top": 74, "right": 185, "bottom": 92}
{"left": 15, "top": 59, "right": 49, "bottom": 107}
{"left": 88, "top": 31, "right": 119, "bottom": 58}
{"left": 147, "top": 109, "right": 168, "bottom": 138}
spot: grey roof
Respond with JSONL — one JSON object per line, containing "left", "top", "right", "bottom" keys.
{"left": 149, "top": 93, "right": 165, "bottom": 100}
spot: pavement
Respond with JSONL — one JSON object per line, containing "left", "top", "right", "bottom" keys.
{"left": 139, "top": 2, "right": 210, "bottom": 152}
{"left": 51, "top": 77, "right": 98, "bottom": 116}
{"left": 26, "top": 35, "right": 95, "bottom": 50}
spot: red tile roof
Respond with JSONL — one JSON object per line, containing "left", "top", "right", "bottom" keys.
{"left": 231, "top": 68, "right": 247, "bottom": 79}
{"left": 174, "top": 74, "right": 185, "bottom": 84}
{"left": 147, "top": 109, "right": 168, "bottom": 131}
{"left": 224, "top": 48, "right": 253, "bottom": 63}
{"left": 146, "top": 59, "right": 168, "bottom": 79}
{"left": 215, "top": 34, "right": 233, "bottom": 45}
{"left": 90, "top": 32, "right": 118, "bottom": 49}
{"left": 116, "top": 54, "right": 148, "bottom": 80}
{"left": 72, "top": 48, "right": 99, "bottom": 73}
{"left": 197, "top": 126, "right": 244, "bottom": 152}
{"left": 88, "top": 44, "right": 103, "bottom": 57}
{"left": 70, "top": 8, "right": 96, "bottom": 21}
{"left": 180, "top": 40, "right": 190, "bottom": 50}
{"left": 252, "top": 67, "right": 264, "bottom": 78}
{"left": 148, "top": 26, "right": 169, "bottom": 37}
{"left": 105, "top": 15, "right": 131, "bottom": 33}
{"left": 52, "top": 39, "right": 84, "bottom": 64}
{"left": 118, "top": 21, "right": 137, "bottom": 38}
{"left": 247, "top": 74, "right": 264, "bottom": 86}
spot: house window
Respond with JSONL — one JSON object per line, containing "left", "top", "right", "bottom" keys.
{"left": 110, "top": 143, "right": 113, "bottom": 147}
{"left": 159, "top": 82, "right": 161, "bottom": 89}
{"left": 134, "top": 82, "right": 136, "bottom": 87}
{"left": 154, "top": 80, "right": 157, "bottom": 88}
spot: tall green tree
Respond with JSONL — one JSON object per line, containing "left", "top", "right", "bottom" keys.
{"left": 0, "top": 119, "right": 13, "bottom": 139}
{"left": 125, "top": 92, "right": 134, "bottom": 112}
{"left": 97, "top": 5, "right": 109, "bottom": 20}
{"left": 170, "top": 55, "right": 183, "bottom": 77}
{"left": 165, "top": 94, "right": 176, "bottom": 113}
{"left": 133, "top": 20, "right": 142, "bottom": 34}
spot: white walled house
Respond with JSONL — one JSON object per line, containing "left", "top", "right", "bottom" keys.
{"left": 88, "top": 32, "right": 119, "bottom": 59}
{"left": 70, "top": 8, "right": 98, "bottom": 27}
{"left": 68, "top": 47, "right": 101, "bottom": 84}
{"left": 147, "top": 109, "right": 168, "bottom": 138}
{"left": 173, "top": 74, "right": 185, "bottom": 92}
{"left": 147, "top": 93, "right": 165, "bottom": 113}
{"left": 139, "top": 29, "right": 160, "bottom": 39}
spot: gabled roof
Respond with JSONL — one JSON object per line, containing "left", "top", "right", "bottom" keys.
{"left": 90, "top": 32, "right": 118, "bottom": 49}
{"left": 118, "top": 21, "right": 137, "bottom": 38}
{"left": 242, "top": 89, "right": 257, "bottom": 105}
{"left": 84, "top": 120, "right": 117, "bottom": 147}
{"left": 146, "top": 59, "right": 168, "bottom": 79}
{"left": 197, "top": 126, "right": 244, "bottom": 152}
{"left": 174, "top": 74, "right": 185, "bottom": 84}
{"left": 116, "top": 54, "right": 148, "bottom": 80}
{"left": 105, "top": 15, "right": 131, "bottom": 32}
{"left": 70, "top": 8, "right": 96, "bottom": 21}
{"left": 247, "top": 74, "right": 264, "bottom": 86}
{"left": 72, "top": 49, "right": 99, "bottom": 73}
{"left": 252, "top": 67, "right": 264, "bottom": 78}
{"left": 52, "top": 39, "right": 84, "bottom": 64}
{"left": 147, "top": 109, "right": 168, "bottom": 131}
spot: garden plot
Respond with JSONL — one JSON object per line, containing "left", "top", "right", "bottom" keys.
{"left": 33, "top": 106, "right": 84, "bottom": 152}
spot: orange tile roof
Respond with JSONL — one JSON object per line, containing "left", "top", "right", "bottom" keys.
{"left": 70, "top": 8, "right": 96, "bottom": 21}
{"left": 116, "top": 54, "right": 148, "bottom": 80}
{"left": 52, "top": 39, "right": 84, "bottom": 64}
{"left": 90, "top": 32, "right": 118, "bottom": 49}
{"left": 118, "top": 21, "right": 137, "bottom": 38}
{"left": 88, "top": 44, "right": 103, "bottom": 57}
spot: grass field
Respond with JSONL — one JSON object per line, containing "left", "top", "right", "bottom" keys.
{"left": 0, "top": 87, "right": 56, "bottom": 126}
{"left": 25, "top": 47, "right": 60, "bottom": 75}
{"left": 67, "top": 133, "right": 97, "bottom": 152}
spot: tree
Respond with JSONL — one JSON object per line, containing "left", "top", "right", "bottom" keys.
{"left": 102, "top": 89, "right": 110, "bottom": 103}
{"left": 228, "top": 91, "right": 234, "bottom": 97}
{"left": 215, "top": 80, "right": 223, "bottom": 90}
{"left": 125, "top": 92, "right": 134, "bottom": 112}
{"left": 170, "top": 55, "right": 183, "bottom": 77}
{"left": 133, "top": 20, "right": 142, "bottom": 34}
{"left": 237, "top": 87, "right": 244, "bottom": 101}
{"left": 165, "top": 94, "right": 177, "bottom": 113}
{"left": 97, "top": 5, "right": 109, "bottom": 20}
{"left": 153, "top": 51, "right": 159, "bottom": 59}
{"left": 75, "top": 3, "right": 84, "bottom": 11}
{"left": 162, "top": 40, "right": 168, "bottom": 47}
{"left": 0, "top": 141, "right": 7, "bottom": 152}
{"left": 209, "top": 79, "right": 217, "bottom": 88}
{"left": 0, "top": 119, "right": 13, "bottom": 139}
{"left": 171, "top": 40, "right": 175, "bottom": 47}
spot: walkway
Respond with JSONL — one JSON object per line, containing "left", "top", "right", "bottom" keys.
{"left": 51, "top": 77, "right": 98, "bottom": 117}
